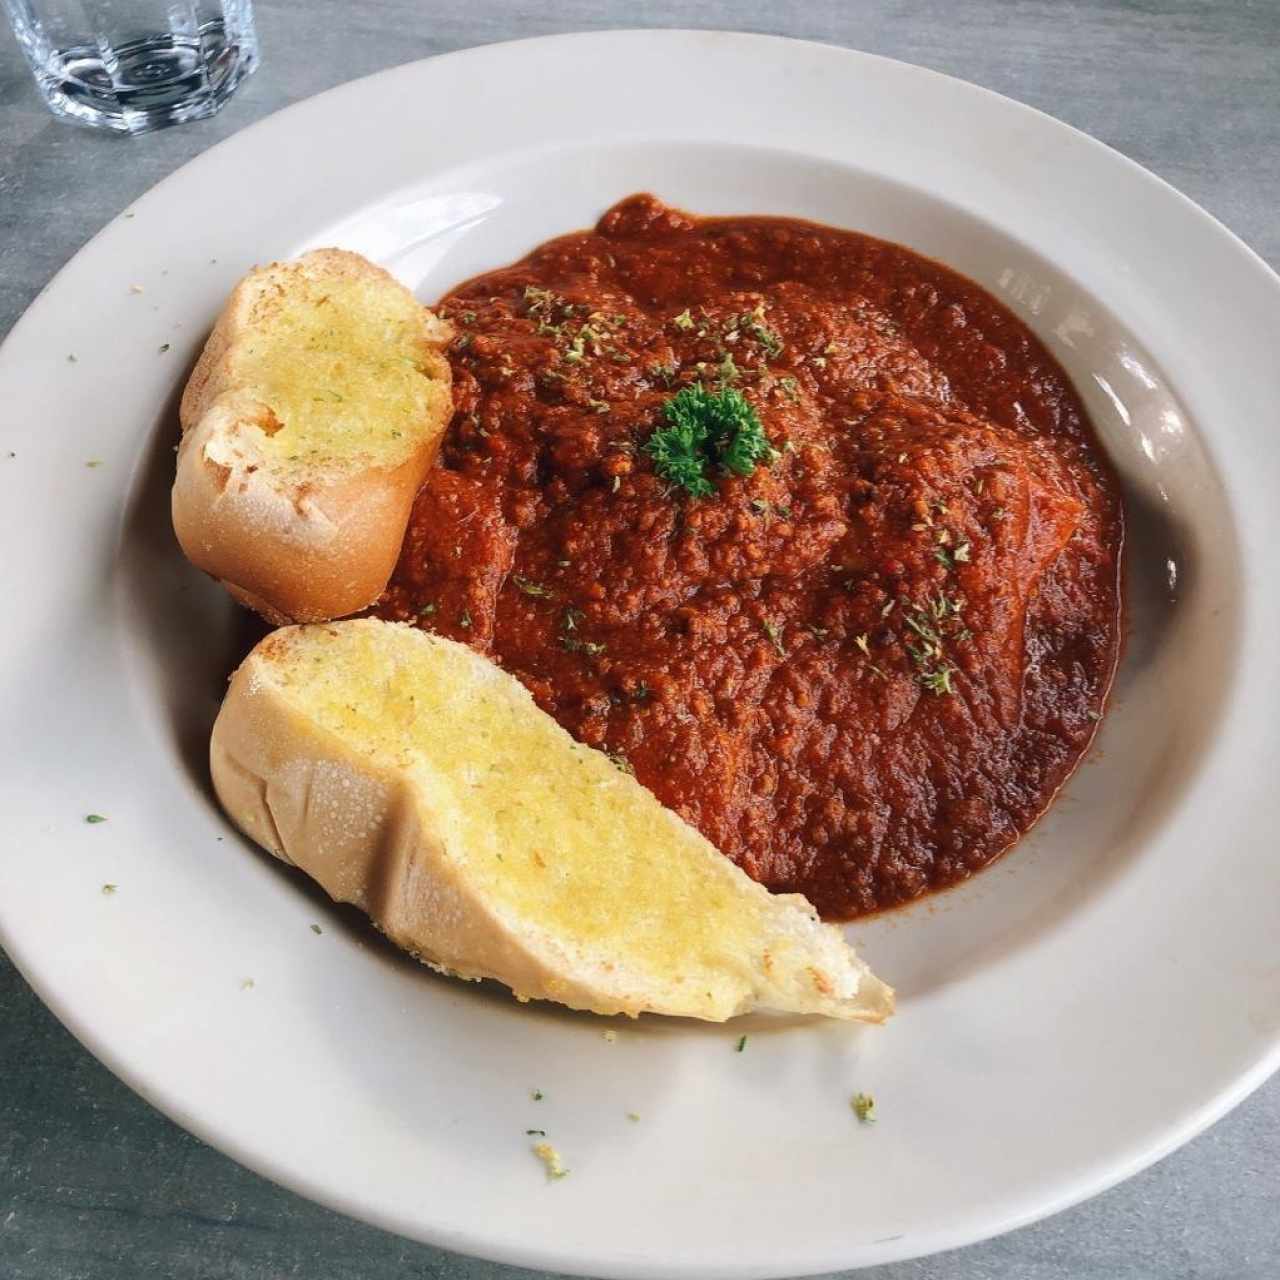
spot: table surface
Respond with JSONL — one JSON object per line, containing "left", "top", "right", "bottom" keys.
{"left": 2, "top": 3, "right": 1278, "bottom": 1278}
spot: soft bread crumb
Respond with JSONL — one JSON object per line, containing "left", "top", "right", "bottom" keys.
{"left": 221, "top": 269, "right": 444, "bottom": 471}
{"left": 532, "top": 1142, "right": 569, "bottom": 1180}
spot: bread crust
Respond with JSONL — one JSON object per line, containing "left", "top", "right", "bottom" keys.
{"left": 173, "top": 250, "right": 452, "bottom": 623}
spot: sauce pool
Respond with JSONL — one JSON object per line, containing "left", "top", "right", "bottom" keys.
{"left": 375, "top": 195, "right": 1124, "bottom": 919}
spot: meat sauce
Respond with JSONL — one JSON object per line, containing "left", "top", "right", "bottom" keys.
{"left": 375, "top": 195, "right": 1124, "bottom": 919}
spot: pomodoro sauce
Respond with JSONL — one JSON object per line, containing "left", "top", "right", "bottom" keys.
{"left": 375, "top": 195, "right": 1123, "bottom": 919}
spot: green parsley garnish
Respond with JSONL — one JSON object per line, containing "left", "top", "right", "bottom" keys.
{"left": 903, "top": 610, "right": 942, "bottom": 656}
{"left": 459, "top": 610, "right": 472, "bottom": 629}
{"left": 717, "top": 351, "right": 742, "bottom": 384}
{"left": 559, "top": 606, "right": 606, "bottom": 656}
{"left": 776, "top": 376, "right": 800, "bottom": 403}
{"left": 513, "top": 575, "right": 552, "bottom": 598}
{"left": 576, "top": 322, "right": 605, "bottom": 356}
{"left": 526, "top": 1128, "right": 546, "bottom": 1136}
{"left": 933, "top": 528, "right": 973, "bottom": 570}
{"left": 735, "top": 1035, "right": 748, "bottom": 1053}
{"left": 561, "top": 636, "right": 607, "bottom": 657}
{"left": 672, "top": 308, "right": 696, "bottom": 331}
{"left": 739, "top": 303, "right": 783, "bottom": 357}
{"left": 531, "top": 1089, "right": 544, "bottom": 1101}
{"left": 101, "top": 883, "right": 117, "bottom": 895}
{"left": 645, "top": 386, "right": 773, "bottom": 498}
{"left": 851, "top": 1092, "right": 876, "bottom": 1123}
{"left": 310, "top": 923, "right": 322, "bottom": 935}
{"left": 918, "top": 666, "right": 955, "bottom": 696}
{"left": 85, "top": 814, "right": 107, "bottom": 824}
{"left": 902, "top": 607, "right": 957, "bottom": 696}
{"left": 930, "top": 593, "right": 963, "bottom": 622}
{"left": 523, "top": 285, "right": 561, "bottom": 315}
{"left": 762, "top": 620, "right": 787, "bottom": 657}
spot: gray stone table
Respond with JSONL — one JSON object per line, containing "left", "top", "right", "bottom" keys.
{"left": 2, "top": 3, "right": 1278, "bottom": 1277}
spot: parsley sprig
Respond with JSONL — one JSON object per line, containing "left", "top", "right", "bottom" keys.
{"left": 644, "top": 386, "right": 773, "bottom": 498}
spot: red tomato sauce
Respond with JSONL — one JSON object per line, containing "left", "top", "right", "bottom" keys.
{"left": 375, "top": 195, "right": 1124, "bottom": 919}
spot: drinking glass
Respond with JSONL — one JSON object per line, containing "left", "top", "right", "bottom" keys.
{"left": 3, "top": 0, "right": 257, "bottom": 133}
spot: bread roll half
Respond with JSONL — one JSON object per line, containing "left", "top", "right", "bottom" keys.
{"left": 174, "top": 250, "right": 453, "bottom": 624}
{"left": 211, "top": 619, "right": 893, "bottom": 1023}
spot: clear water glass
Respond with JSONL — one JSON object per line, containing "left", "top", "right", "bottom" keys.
{"left": 3, "top": 0, "right": 257, "bottom": 133}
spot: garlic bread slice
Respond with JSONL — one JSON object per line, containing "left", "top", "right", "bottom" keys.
{"left": 174, "top": 250, "right": 452, "bottom": 623}
{"left": 211, "top": 619, "right": 893, "bottom": 1023}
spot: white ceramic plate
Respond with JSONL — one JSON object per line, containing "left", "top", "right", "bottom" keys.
{"left": 2, "top": 30, "right": 1278, "bottom": 1279}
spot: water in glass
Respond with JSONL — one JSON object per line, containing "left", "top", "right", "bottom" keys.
{"left": 4, "top": 0, "right": 257, "bottom": 133}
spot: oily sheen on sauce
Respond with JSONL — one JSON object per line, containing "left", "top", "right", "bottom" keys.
{"left": 375, "top": 195, "right": 1124, "bottom": 919}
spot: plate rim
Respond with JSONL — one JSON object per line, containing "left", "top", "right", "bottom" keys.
{"left": 2, "top": 28, "right": 1279, "bottom": 1279}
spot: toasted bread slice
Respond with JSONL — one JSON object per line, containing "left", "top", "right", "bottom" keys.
{"left": 210, "top": 620, "right": 893, "bottom": 1022}
{"left": 173, "top": 250, "right": 453, "bottom": 624}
